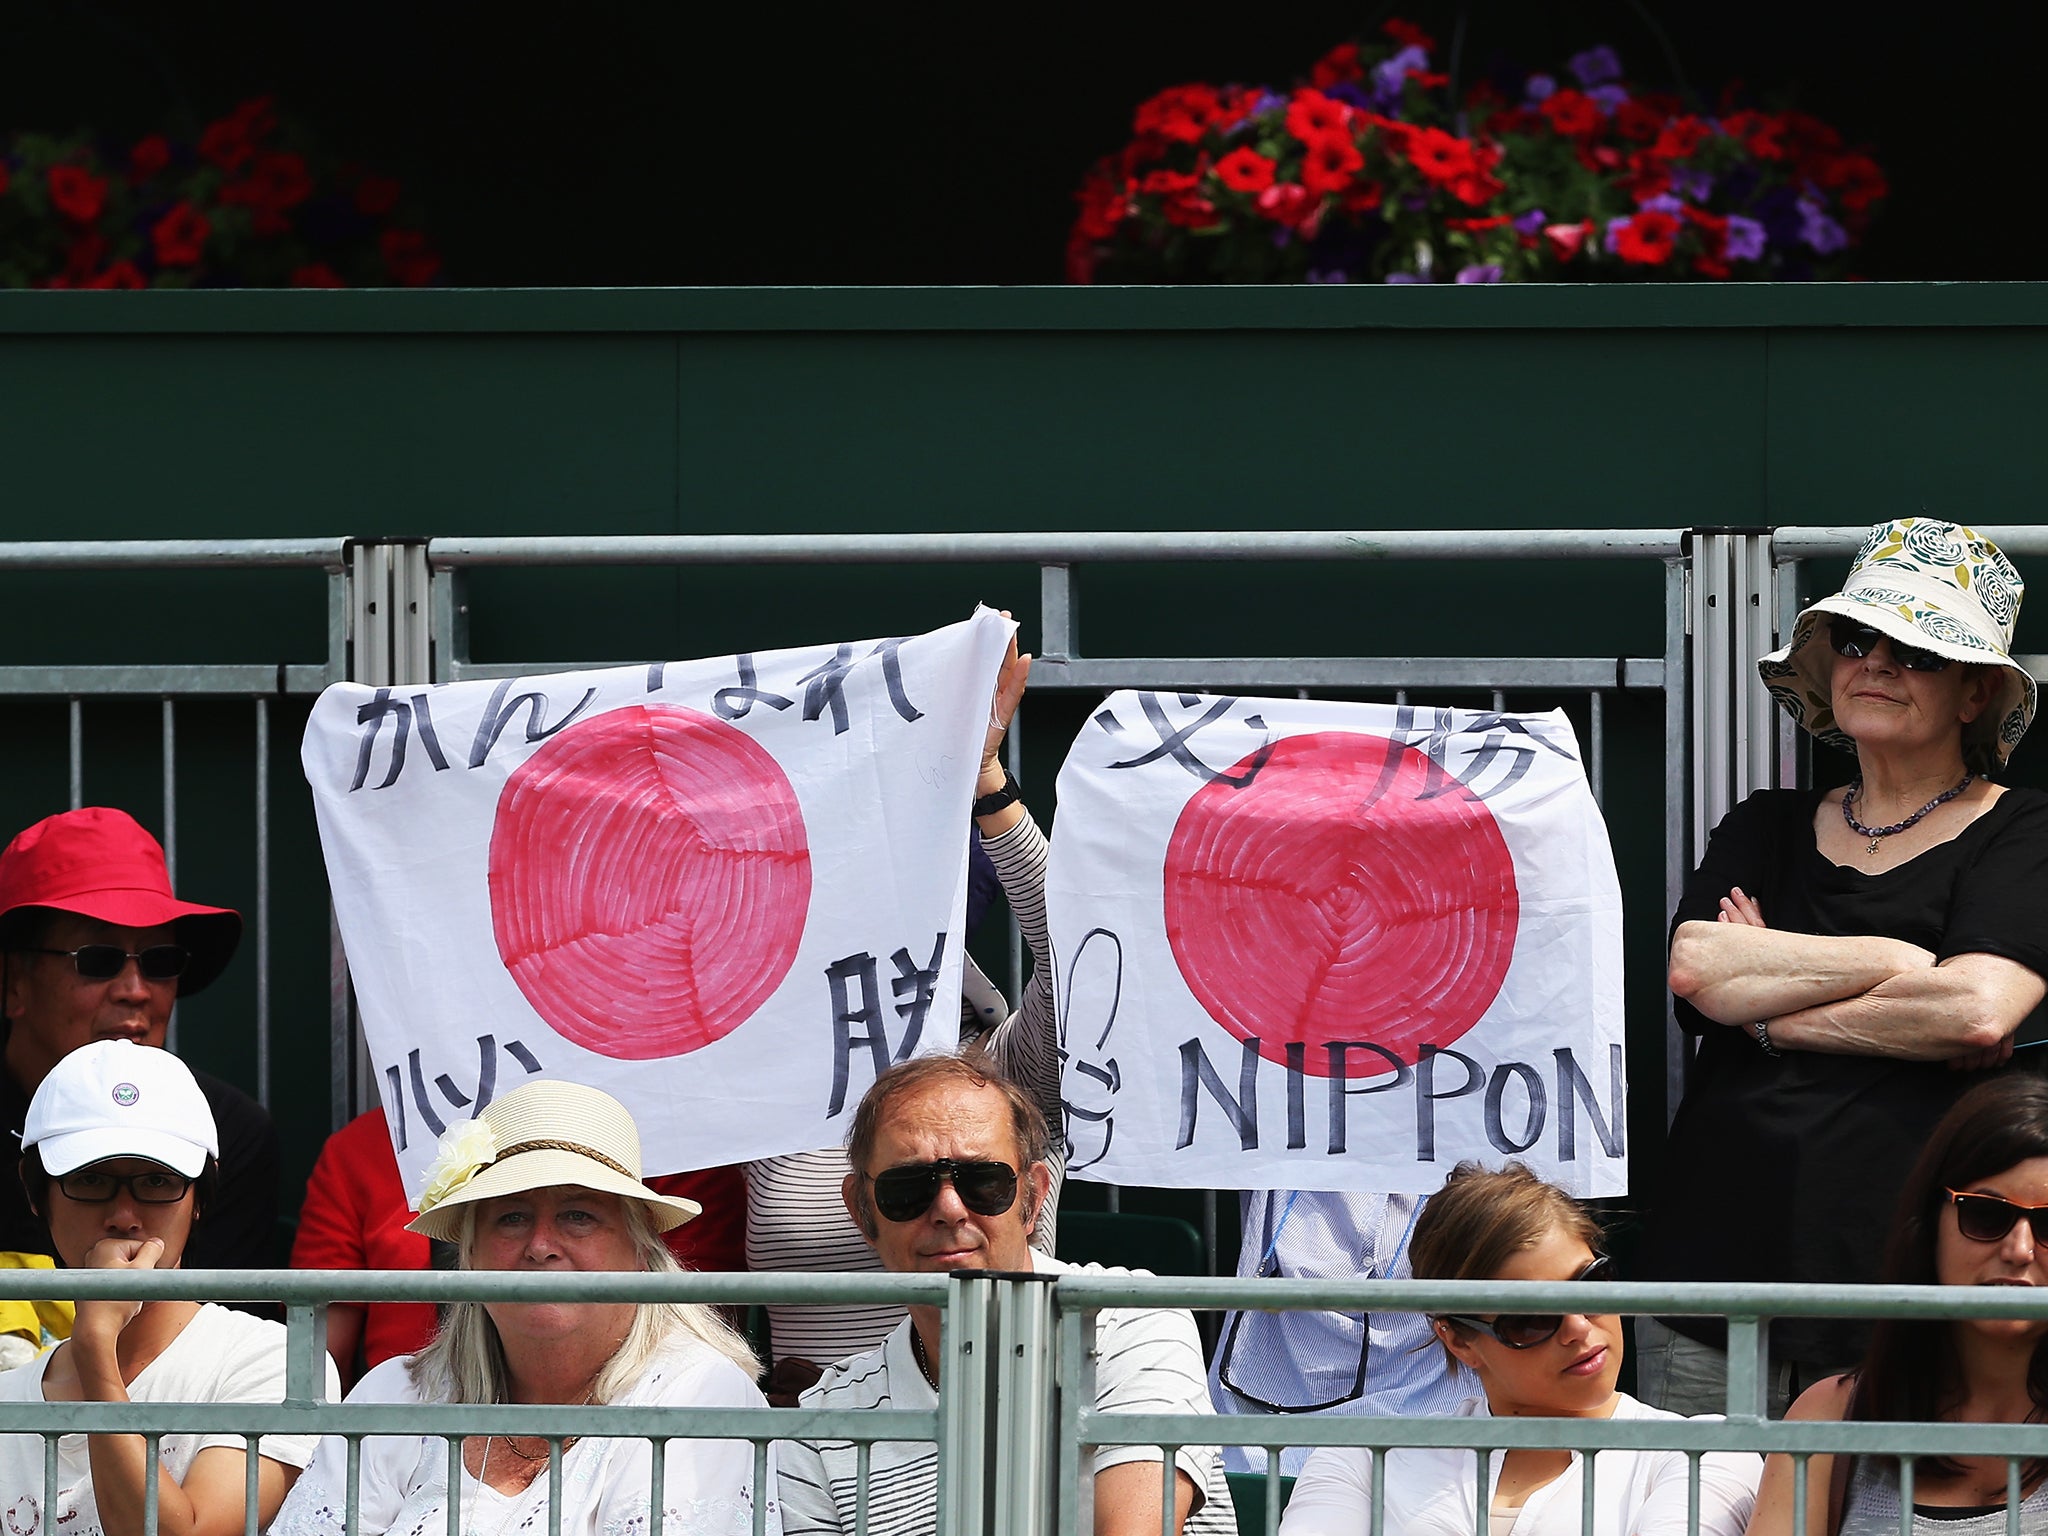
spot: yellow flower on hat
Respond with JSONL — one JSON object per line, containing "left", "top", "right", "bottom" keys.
{"left": 417, "top": 1118, "right": 498, "bottom": 1213}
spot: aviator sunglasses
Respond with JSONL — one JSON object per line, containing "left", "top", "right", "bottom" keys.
{"left": 868, "top": 1158, "right": 1018, "bottom": 1224}
{"left": 1436, "top": 1255, "right": 1616, "bottom": 1348}
{"left": 21, "top": 944, "right": 189, "bottom": 982}
{"left": 1827, "top": 616, "right": 1952, "bottom": 673}
{"left": 1946, "top": 1188, "right": 2048, "bottom": 1245}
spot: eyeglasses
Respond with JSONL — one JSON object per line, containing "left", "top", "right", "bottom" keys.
{"left": 1827, "top": 617, "right": 1952, "bottom": 673}
{"left": 21, "top": 944, "right": 189, "bottom": 982}
{"left": 56, "top": 1168, "right": 194, "bottom": 1205}
{"left": 1947, "top": 1189, "right": 2048, "bottom": 1245}
{"left": 868, "top": 1159, "right": 1018, "bottom": 1224}
{"left": 1437, "top": 1255, "right": 1615, "bottom": 1348}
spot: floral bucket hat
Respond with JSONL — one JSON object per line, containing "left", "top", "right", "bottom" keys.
{"left": 1758, "top": 517, "right": 2035, "bottom": 771}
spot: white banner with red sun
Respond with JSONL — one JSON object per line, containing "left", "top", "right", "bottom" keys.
{"left": 303, "top": 609, "right": 1012, "bottom": 1201}
{"left": 1046, "top": 692, "right": 1626, "bottom": 1197}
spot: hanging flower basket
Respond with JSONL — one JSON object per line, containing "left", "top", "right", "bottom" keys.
{"left": 1068, "top": 20, "right": 1886, "bottom": 285}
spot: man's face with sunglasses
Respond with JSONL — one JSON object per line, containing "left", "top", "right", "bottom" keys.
{"left": 3, "top": 913, "right": 179, "bottom": 1085}
{"left": 842, "top": 1079, "right": 1050, "bottom": 1277}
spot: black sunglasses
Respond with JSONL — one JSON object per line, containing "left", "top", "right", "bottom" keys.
{"left": 21, "top": 944, "right": 189, "bottom": 982}
{"left": 869, "top": 1158, "right": 1018, "bottom": 1224}
{"left": 57, "top": 1168, "right": 194, "bottom": 1205}
{"left": 1827, "top": 616, "right": 1952, "bottom": 673}
{"left": 1438, "top": 1255, "right": 1615, "bottom": 1348}
{"left": 1947, "top": 1189, "right": 2048, "bottom": 1245}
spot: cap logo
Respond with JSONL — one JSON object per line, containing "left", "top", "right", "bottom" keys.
{"left": 111, "top": 1083, "right": 139, "bottom": 1107}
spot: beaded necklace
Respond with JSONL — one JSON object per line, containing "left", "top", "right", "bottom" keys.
{"left": 1842, "top": 772, "right": 1974, "bottom": 856}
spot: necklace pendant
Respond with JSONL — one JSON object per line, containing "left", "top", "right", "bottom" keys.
{"left": 1868, "top": 837, "right": 1881, "bottom": 856}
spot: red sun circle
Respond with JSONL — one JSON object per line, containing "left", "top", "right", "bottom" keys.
{"left": 488, "top": 704, "right": 812, "bottom": 1061}
{"left": 1163, "top": 731, "right": 1518, "bottom": 1074}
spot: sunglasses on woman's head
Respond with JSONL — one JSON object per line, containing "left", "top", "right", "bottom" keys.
{"left": 868, "top": 1158, "right": 1018, "bottom": 1224}
{"left": 1946, "top": 1189, "right": 2048, "bottom": 1245}
{"left": 1437, "top": 1255, "right": 1615, "bottom": 1348}
{"left": 1827, "top": 617, "right": 1952, "bottom": 673}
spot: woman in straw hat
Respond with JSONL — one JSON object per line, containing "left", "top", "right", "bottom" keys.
{"left": 273, "top": 1079, "right": 772, "bottom": 1536}
{"left": 1635, "top": 518, "right": 2048, "bottom": 1417}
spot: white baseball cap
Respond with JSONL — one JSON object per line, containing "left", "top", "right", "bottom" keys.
{"left": 22, "top": 1040, "right": 218, "bottom": 1178}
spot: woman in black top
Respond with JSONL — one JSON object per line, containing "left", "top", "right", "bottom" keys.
{"left": 1636, "top": 518, "right": 2048, "bottom": 1416}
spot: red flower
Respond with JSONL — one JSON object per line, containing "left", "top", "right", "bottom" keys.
{"left": 82, "top": 261, "right": 146, "bottom": 290}
{"left": 1819, "top": 153, "right": 1888, "bottom": 213}
{"left": 46, "top": 165, "right": 107, "bottom": 224}
{"left": 1383, "top": 17, "right": 1436, "bottom": 51}
{"left": 220, "top": 150, "right": 313, "bottom": 215}
{"left": 1618, "top": 149, "right": 1673, "bottom": 203}
{"left": 1213, "top": 146, "right": 1277, "bottom": 194}
{"left": 1285, "top": 88, "right": 1353, "bottom": 144}
{"left": 130, "top": 135, "right": 171, "bottom": 179}
{"left": 1447, "top": 141, "right": 1505, "bottom": 206}
{"left": 1612, "top": 208, "right": 1679, "bottom": 264}
{"left": 1134, "top": 83, "right": 1225, "bottom": 144}
{"left": 230, "top": 96, "right": 279, "bottom": 142}
{"left": 1652, "top": 116, "right": 1709, "bottom": 160}
{"left": 1255, "top": 182, "right": 1322, "bottom": 235}
{"left": 380, "top": 228, "right": 441, "bottom": 287}
{"left": 1299, "top": 134, "right": 1364, "bottom": 197}
{"left": 1310, "top": 43, "right": 1363, "bottom": 89}
{"left": 292, "top": 263, "right": 347, "bottom": 289}
{"left": 1139, "top": 169, "right": 1199, "bottom": 196}
{"left": 1721, "top": 110, "right": 1784, "bottom": 160}
{"left": 199, "top": 116, "right": 252, "bottom": 171}
{"left": 1341, "top": 179, "right": 1384, "bottom": 214}
{"left": 1403, "top": 126, "right": 1477, "bottom": 186}
{"left": 1613, "top": 98, "right": 1664, "bottom": 143}
{"left": 1072, "top": 164, "right": 1130, "bottom": 240}
{"left": 1413, "top": 71, "right": 1449, "bottom": 89}
{"left": 60, "top": 233, "right": 106, "bottom": 282}
{"left": 1694, "top": 253, "right": 1731, "bottom": 280}
{"left": 151, "top": 201, "right": 210, "bottom": 266}
{"left": 1445, "top": 215, "right": 1512, "bottom": 231}
{"left": 0, "top": 163, "right": 9, "bottom": 198}
{"left": 1539, "top": 89, "right": 1599, "bottom": 137}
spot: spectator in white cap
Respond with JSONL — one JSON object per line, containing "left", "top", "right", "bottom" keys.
{"left": 273, "top": 1077, "right": 773, "bottom": 1536}
{"left": 0, "top": 1039, "right": 336, "bottom": 1536}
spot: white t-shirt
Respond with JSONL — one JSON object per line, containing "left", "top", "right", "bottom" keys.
{"left": 270, "top": 1337, "right": 776, "bottom": 1536}
{"left": 1277, "top": 1393, "right": 1760, "bottom": 1536}
{"left": 0, "top": 1302, "right": 334, "bottom": 1536}
{"left": 776, "top": 1253, "right": 1234, "bottom": 1536}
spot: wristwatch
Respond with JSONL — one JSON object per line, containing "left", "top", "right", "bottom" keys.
{"left": 973, "top": 768, "right": 1023, "bottom": 819}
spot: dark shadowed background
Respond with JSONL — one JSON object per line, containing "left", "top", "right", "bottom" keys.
{"left": 4, "top": 0, "right": 2039, "bottom": 285}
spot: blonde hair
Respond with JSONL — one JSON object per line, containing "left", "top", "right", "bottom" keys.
{"left": 407, "top": 1195, "right": 757, "bottom": 1403}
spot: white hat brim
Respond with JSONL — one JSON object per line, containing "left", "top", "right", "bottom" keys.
{"left": 406, "top": 1147, "right": 700, "bottom": 1244}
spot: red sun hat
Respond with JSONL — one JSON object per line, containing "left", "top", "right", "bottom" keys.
{"left": 0, "top": 808, "right": 242, "bottom": 995}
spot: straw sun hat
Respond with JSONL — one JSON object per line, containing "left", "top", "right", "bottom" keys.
{"left": 1758, "top": 517, "right": 2035, "bottom": 772}
{"left": 406, "top": 1078, "right": 699, "bottom": 1243}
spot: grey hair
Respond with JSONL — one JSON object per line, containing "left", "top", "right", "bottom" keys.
{"left": 407, "top": 1195, "right": 757, "bottom": 1403}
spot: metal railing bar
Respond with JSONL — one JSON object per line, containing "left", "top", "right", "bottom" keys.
{"left": 0, "top": 664, "right": 331, "bottom": 695}
{"left": 751, "top": 1440, "right": 769, "bottom": 1536}
{"left": 0, "top": 538, "right": 348, "bottom": 569}
{"left": 0, "top": 1267, "right": 954, "bottom": 1305}
{"left": 1775, "top": 525, "right": 2048, "bottom": 560}
{"left": 162, "top": 697, "right": 177, "bottom": 1053}
{"left": 255, "top": 697, "right": 271, "bottom": 1109}
{"left": 443, "top": 656, "right": 1665, "bottom": 692}
{"left": 0, "top": 1401, "right": 937, "bottom": 1440}
{"left": 66, "top": 697, "right": 82, "bottom": 808}
{"left": 444, "top": 1435, "right": 461, "bottom": 1536}
{"left": 429, "top": 530, "right": 1690, "bottom": 568}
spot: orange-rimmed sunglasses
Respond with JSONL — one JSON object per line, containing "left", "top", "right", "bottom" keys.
{"left": 1946, "top": 1189, "right": 2048, "bottom": 1245}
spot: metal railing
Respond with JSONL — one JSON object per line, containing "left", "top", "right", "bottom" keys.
{"left": 4, "top": 1269, "right": 2045, "bottom": 1536}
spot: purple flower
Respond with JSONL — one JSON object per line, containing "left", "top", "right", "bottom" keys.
{"left": 1401, "top": 191, "right": 1431, "bottom": 213}
{"left": 1603, "top": 216, "right": 1631, "bottom": 254}
{"left": 1306, "top": 268, "right": 1352, "bottom": 284}
{"left": 1513, "top": 207, "right": 1549, "bottom": 235}
{"left": 1455, "top": 263, "right": 1503, "bottom": 283}
{"left": 1271, "top": 228, "right": 1293, "bottom": 249}
{"left": 1370, "top": 45, "right": 1430, "bottom": 108}
{"left": 1524, "top": 73, "right": 1557, "bottom": 103}
{"left": 1672, "top": 167, "right": 1714, "bottom": 202}
{"left": 1640, "top": 193, "right": 1683, "bottom": 214}
{"left": 1724, "top": 215, "right": 1766, "bottom": 261}
{"left": 1568, "top": 45, "right": 1623, "bottom": 87}
{"left": 1798, "top": 198, "right": 1847, "bottom": 254}
{"left": 1247, "top": 90, "right": 1287, "bottom": 117}
{"left": 1588, "top": 84, "right": 1629, "bottom": 114}
{"left": 1384, "top": 271, "right": 1432, "bottom": 283}
{"left": 1324, "top": 80, "right": 1371, "bottom": 110}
